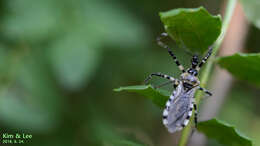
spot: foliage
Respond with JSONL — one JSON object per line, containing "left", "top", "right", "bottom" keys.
{"left": 240, "top": 0, "right": 260, "bottom": 29}
{"left": 0, "top": 0, "right": 260, "bottom": 146}
{"left": 159, "top": 7, "right": 222, "bottom": 54}
{"left": 217, "top": 53, "right": 260, "bottom": 87}
{"left": 114, "top": 85, "right": 170, "bottom": 108}
{"left": 116, "top": 5, "right": 255, "bottom": 146}
{"left": 197, "top": 119, "right": 252, "bottom": 146}
{"left": 115, "top": 85, "right": 253, "bottom": 146}
{"left": 0, "top": 0, "right": 150, "bottom": 144}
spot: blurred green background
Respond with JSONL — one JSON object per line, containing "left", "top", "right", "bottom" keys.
{"left": 0, "top": 0, "right": 259, "bottom": 145}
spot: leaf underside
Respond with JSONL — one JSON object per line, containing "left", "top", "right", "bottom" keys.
{"left": 198, "top": 119, "right": 252, "bottom": 146}
{"left": 217, "top": 53, "right": 260, "bottom": 87}
{"left": 114, "top": 85, "right": 170, "bottom": 108}
{"left": 159, "top": 7, "right": 222, "bottom": 54}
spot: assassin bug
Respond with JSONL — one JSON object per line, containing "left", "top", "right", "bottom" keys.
{"left": 145, "top": 32, "right": 212, "bottom": 133}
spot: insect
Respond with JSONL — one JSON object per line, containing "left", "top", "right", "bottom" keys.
{"left": 145, "top": 32, "right": 213, "bottom": 133}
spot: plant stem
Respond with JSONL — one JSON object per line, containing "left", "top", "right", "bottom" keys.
{"left": 178, "top": 0, "right": 237, "bottom": 146}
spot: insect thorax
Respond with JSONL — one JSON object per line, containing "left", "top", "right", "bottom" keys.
{"left": 180, "top": 72, "right": 199, "bottom": 90}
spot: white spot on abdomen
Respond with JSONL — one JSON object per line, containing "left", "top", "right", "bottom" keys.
{"left": 166, "top": 101, "right": 170, "bottom": 107}
{"left": 163, "top": 110, "right": 168, "bottom": 116}
{"left": 163, "top": 119, "right": 168, "bottom": 125}
{"left": 183, "top": 119, "right": 189, "bottom": 126}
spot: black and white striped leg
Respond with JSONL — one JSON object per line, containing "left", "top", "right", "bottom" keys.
{"left": 144, "top": 72, "right": 176, "bottom": 85}
{"left": 196, "top": 47, "right": 213, "bottom": 71}
{"left": 193, "top": 103, "right": 198, "bottom": 128}
{"left": 199, "top": 87, "right": 212, "bottom": 97}
{"left": 157, "top": 33, "right": 185, "bottom": 73}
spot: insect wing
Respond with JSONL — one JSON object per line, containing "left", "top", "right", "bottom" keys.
{"left": 165, "top": 87, "right": 196, "bottom": 133}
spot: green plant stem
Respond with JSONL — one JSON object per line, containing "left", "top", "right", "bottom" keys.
{"left": 178, "top": 0, "right": 237, "bottom": 146}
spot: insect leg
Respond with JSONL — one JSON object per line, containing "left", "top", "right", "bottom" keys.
{"left": 157, "top": 32, "right": 185, "bottom": 73}
{"left": 144, "top": 72, "right": 176, "bottom": 84}
{"left": 196, "top": 46, "right": 213, "bottom": 71}
{"left": 190, "top": 103, "right": 198, "bottom": 138}
{"left": 198, "top": 87, "right": 212, "bottom": 96}
{"left": 193, "top": 103, "right": 198, "bottom": 128}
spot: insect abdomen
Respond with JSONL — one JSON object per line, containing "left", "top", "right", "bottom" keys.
{"left": 162, "top": 91, "right": 176, "bottom": 125}
{"left": 162, "top": 84, "right": 196, "bottom": 133}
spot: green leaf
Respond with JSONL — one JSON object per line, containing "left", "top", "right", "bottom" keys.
{"left": 84, "top": 0, "right": 149, "bottom": 49}
{"left": 159, "top": 7, "right": 222, "bottom": 54}
{"left": 240, "top": 0, "right": 260, "bottom": 29}
{"left": 0, "top": 50, "right": 62, "bottom": 132}
{"left": 0, "top": 91, "right": 54, "bottom": 131}
{"left": 49, "top": 32, "right": 101, "bottom": 90}
{"left": 197, "top": 119, "right": 252, "bottom": 146}
{"left": 217, "top": 53, "right": 260, "bottom": 87}
{"left": 2, "top": 0, "right": 62, "bottom": 42}
{"left": 2, "top": 0, "right": 149, "bottom": 48}
{"left": 114, "top": 85, "right": 170, "bottom": 108}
